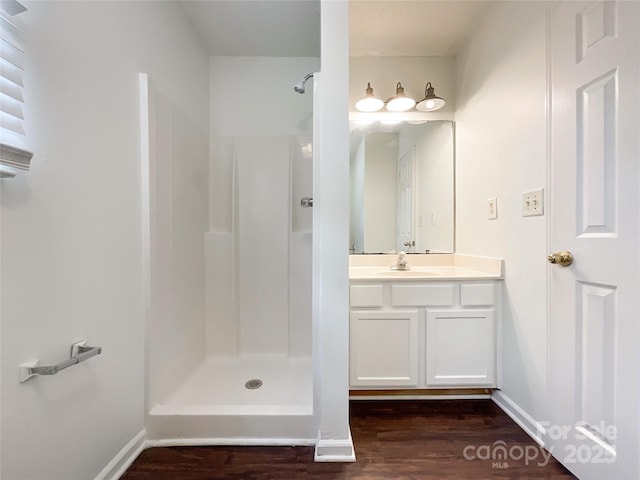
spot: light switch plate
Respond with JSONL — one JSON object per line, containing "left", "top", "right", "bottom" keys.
{"left": 488, "top": 197, "right": 498, "bottom": 220}
{"left": 523, "top": 188, "right": 544, "bottom": 216}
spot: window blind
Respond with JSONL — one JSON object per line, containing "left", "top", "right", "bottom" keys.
{"left": 0, "top": 0, "right": 31, "bottom": 178}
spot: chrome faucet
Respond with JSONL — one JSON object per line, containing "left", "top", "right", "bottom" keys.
{"left": 392, "top": 251, "right": 410, "bottom": 270}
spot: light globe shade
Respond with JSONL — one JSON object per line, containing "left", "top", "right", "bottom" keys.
{"left": 416, "top": 82, "right": 446, "bottom": 112}
{"left": 385, "top": 82, "right": 415, "bottom": 112}
{"left": 416, "top": 97, "right": 445, "bottom": 112}
{"left": 355, "top": 82, "right": 384, "bottom": 112}
{"left": 355, "top": 96, "right": 384, "bottom": 112}
{"left": 386, "top": 96, "right": 416, "bottom": 112}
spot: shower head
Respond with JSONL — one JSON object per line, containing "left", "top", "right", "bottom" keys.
{"left": 294, "top": 72, "right": 314, "bottom": 94}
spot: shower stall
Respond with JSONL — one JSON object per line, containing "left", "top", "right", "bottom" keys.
{"left": 142, "top": 55, "right": 320, "bottom": 443}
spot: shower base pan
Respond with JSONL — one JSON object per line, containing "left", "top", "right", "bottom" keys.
{"left": 147, "top": 355, "right": 315, "bottom": 444}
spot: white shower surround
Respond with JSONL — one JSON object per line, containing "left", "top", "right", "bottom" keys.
{"left": 146, "top": 56, "right": 319, "bottom": 444}
{"left": 206, "top": 135, "right": 313, "bottom": 358}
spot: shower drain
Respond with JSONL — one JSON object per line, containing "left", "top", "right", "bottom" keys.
{"left": 245, "top": 379, "right": 263, "bottom": 390}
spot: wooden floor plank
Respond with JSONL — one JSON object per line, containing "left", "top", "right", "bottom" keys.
{"left": 122, "top": 400, "right": 576, "bottom": 479}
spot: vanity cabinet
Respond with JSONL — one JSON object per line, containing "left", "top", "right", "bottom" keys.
{"left": 349, "top": 280, "right": 500, "bottom": 389}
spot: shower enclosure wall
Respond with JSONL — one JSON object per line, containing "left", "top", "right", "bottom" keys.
{"left": 145, "top": 56, "right": 320, "bottom": 443}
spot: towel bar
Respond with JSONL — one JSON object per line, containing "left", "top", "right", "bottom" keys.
{"left": 19, "top": 340, "right": 102, "bottom": 383}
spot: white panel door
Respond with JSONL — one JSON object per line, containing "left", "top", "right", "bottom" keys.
{"left": 349, "top": 310, "right": 419, "bottom": 387}
{"left": 549, "top": 2, "right": 640, "bottom": 478}
{"left": 396, "top": 146, "right": 415, "bottom": 252}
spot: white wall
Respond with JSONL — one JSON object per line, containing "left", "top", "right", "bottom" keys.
{"left": 0, "top": 1, "right": 209, "bottom": 479}
{"left": 363, "top": 133, "right": 397, "bottom": 253}
{"left": 313, "top": 0, "right": 353, "bottom": 458}
{"left": 455, "top": 2, "right": 550, "bottom": 422}
{"left": 210, "top": 56, "right": 319, "bottom": 138}
{"left": 350, "top": 56, "right": 456, "bottom": 120}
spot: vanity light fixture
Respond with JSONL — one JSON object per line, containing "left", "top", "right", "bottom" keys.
{"left": 355, "top": 81, "right": 446, "bottom": 113}
{"left": 416, "top": 82, "right": 446, "bottom": 112}
{"left": 354, "top": 82, "right": 385, "bottom": 112}
{"left": 385, "top": 82, "right": 416, "bottom": 112}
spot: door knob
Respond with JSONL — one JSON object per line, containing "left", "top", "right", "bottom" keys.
{"left": 300, "top": 197, "right": 313, "bottom": 208}
{"left": 548, "top": 250, "right": 573, "bottom": 267}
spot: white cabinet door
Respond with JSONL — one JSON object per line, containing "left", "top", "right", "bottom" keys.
{"left": 425, "top": 309, "right": 495, "bottom": 387}
{"left": 350, "top": 310, "right": 419, "bottom": 387}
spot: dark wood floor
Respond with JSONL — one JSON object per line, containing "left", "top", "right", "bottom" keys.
{"left": 122, "top": 400, "right": 577, "bottom": 479}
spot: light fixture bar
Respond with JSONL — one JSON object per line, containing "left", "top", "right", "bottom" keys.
{"left": 355, "top": 81, "right": 445, "bottom": 113}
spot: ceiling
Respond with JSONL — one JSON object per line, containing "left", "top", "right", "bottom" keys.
{"left": 350, "top": 1, "right": 495, "bottom": 57}
{"left": 180, "top": 1, "right": 321, "bottom": 57}
{"left": 180, "top": 0, "right": 494, "bottom": 58}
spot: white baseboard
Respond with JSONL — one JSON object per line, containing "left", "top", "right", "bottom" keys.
{"left": 94, "top": 428, "right": 354, "bottom": 477}
{"left": 492, "top": 390, "right": 546, "bottom": 447}
{"left": 314, "top": 430, "right": 356, "bottom": 462}
{"left": 94, "top": 429, "right": 147, "bottom": 480}
{"left": 146, "top": 437, "right": 316, "bottom": 447}
{"left": 350, "top": 394, "right": 491, "bottom": 401}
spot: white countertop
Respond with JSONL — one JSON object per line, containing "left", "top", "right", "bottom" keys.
{"left": 349, "top": 254, "right": 503, "bottom": 281}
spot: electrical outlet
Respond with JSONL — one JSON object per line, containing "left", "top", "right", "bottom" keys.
{"left": 523, "top": 188, "right": 544, "bottom": 217}
{"left": 488, "top": 197, "right": 498, "bottom": 220}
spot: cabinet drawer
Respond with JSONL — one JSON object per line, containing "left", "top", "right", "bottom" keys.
{"left": 350, "top": 285, "right": 384, "bottom": 307}
{"left": 460, "top": 283, "right": 495, "bottom": 307}
{"left": 391, "top": 284, "right": 455, "bottom": 307}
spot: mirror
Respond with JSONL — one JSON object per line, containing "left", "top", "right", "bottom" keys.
{"left": 349, "top": 120, "right": 454, "bottom": 254}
